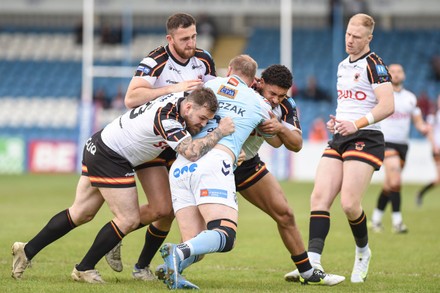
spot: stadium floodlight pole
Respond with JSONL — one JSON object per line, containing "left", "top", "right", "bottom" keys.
{"left": 77, "top": 0, "right": 95, "bottom": 172}
{"left": 280, "top": 0, "right": 292, "bottom": 71}
{"left": 331, "top": 1, "right": 343, "bottom": 101}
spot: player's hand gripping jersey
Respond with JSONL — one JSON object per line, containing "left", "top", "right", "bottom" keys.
{"left": 336, "top": 52, "right": 391, "bottom": 131}
{"left": 101, "top": 92, "right": 190, "bottom": 167}
{"left": 196, "top": 75, "right": 273, "bottom": 163}
{"left": 242, "top": 97, "right": 302, "bottom": 161}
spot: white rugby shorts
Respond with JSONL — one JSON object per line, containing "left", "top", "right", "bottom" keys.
{"left": 169, "top": 148, "right": 238, "bottom": 213}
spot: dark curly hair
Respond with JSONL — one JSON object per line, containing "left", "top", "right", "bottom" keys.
{"left": 260, "top": 64, "right": 293, "bottom": 90}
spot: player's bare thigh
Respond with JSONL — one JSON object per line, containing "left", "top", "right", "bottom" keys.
{"left": 198, "top": 203, "right": 238, "bottom": 226}
{"left": 137, "top": 166, "right": 172, "bottom": 210}
{"left": 239, "top": 172, "right": 289, "bottom": 219}
{"left": 175, "top": 206, "right": 206, "bottom": 241}
{"left": 69, "top": 175, "right": 105, "bottom": 225}
{"left": 340, "top": 160, "right": 374, "bottom": 220}
{"left": 310, "top": 157, "right": 343, "bottom": 211}
{"left": 137, "top": 166, "right": 173, "bottom": 224}
{"left": 99, "top": 186, "right": 141, "bottom": 234}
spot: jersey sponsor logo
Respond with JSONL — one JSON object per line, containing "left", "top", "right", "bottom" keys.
{"left": 85, "top": 138, "right": 96, "bottom": 155}
{"left": 217, "top": 85, "right": 237, "bottom": 99}
{"left": 378, "top": 76, "right": 390, "bottom": 83}
{"left": 337, "top": 90, "right": 367, "bottom": 101}
{"left": 158, "top": 93, "right": 177, "bottom": 102}
{"left": 166, "top": 79, "right": 178, "bottom": 84}
{"left": 389, "top": 112, "right": 411, "bottom": 119}
{"left": 153, "top": 141, "right": 169, "bottom": 150}
{"left": 162, "top": 119, "right": 184, "bottom": 132}
{"left": 200, "top": 188, "right": 228, "bottom": 198}
{"left": 227, "top": 77, "right": 239, "bottom": 87}
{"left": 168, "top": 65, "right": 181, "bottom": 74}
{"left": 172, "top": 163, "right": 198, "bottom": 178}
{"left": 376, "top": 64, "right": 387, "bottom": 76}
{"left": 218, "top": 102, "right": 245, "bottom": 116}
{"left": 286, "top": 97, "right": 296, "bottom": 108}
{"left": 192, "top": 64, "right": 203, "bottom": 70}
{"left": 136, "top": 65, "right": 151, "bottom": 75}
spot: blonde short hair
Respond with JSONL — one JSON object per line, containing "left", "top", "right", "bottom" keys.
{"left": 349, "top": 13, "right": 375, "bottom": 35}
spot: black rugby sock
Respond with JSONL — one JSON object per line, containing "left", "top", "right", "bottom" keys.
{"left": 25, "top": 209, "right": 76, "bottom": 260}
{"left": 349, "top": 210, "right": 368, "bottom": 248}
{"left": 308, "top": 211, "right": 330, "bottom": 254}
{"left": 291, "top": 251, "right": 313, "bottom": 274}
{"left": 76, "top": 221, "right": 125, "bottom": 271}
{"left": 390, "top": 191, "right": 401, "bottom": 212}
{"left": 377, "top": 190, "right": 389, "bottom": 211}
{"left": 136, "top": 224, "right": 169, "bottom": 269}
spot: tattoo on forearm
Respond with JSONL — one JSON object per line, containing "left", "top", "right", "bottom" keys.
{"left": 177, "top": 128, "right": 223, "bottom": 161}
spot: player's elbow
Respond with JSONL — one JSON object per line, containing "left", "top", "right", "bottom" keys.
{"left": 124, "top": 97, "right": 138, "bottom": 109}
{"left": 286, "top": 138, "right": 303, "bottom": 152}
{"left": 287, "top": 143, "right": 302, "bottom": 153}
{"left": 387, "top": 105, "right": 395, "bottom": 116}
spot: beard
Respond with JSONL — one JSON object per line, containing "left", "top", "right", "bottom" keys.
{"left": 174, "top": 45, "right": 196, "bottom": 60}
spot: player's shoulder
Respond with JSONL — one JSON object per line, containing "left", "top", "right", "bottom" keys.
{"left": 401, "top": 88, "right": 418, "bottom": 104}
{"left": 282, "top": 96, "right": 297, "bottom": 109}
{"left": 366, "top": 52, "right": 388, "bottom": 70}
{"left": 365, "top": 52, "right": 391, "bottom": 83}
{"left": 194, "top": 48, "right": 214, "bottom": 61}
{"left": 147, "top": 46, "right": 167, "bottom": 58}
{"left": 142, "top": 46, "right": 169, "bottom": 64}
{"left": 401, "top": 87, "right": 417, "bottom": 97}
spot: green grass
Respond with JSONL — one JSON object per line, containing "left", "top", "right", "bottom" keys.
{"left": 0, "top": 174, "right": 439, "bottom": 292}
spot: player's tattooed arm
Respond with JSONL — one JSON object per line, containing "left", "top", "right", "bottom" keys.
{"left": 176, "top": 117, "right": 235, "bottom": 161}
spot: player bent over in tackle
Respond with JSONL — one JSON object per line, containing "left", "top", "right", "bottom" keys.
{"left": 159, "top": 55, "right": 272, "bottom": 290}
{"left": 158, "top": 55, "right": 344, "bottom": 290}
{"left": 11, "top": 88, "right": 234, "bottom": 283}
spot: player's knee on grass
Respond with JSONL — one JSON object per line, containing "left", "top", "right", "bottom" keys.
{"left": 207, "top": 218, "right": 237, "bottom": 252}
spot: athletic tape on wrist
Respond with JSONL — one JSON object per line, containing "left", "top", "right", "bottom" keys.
{"left": 366, "top": 112, "right": 375, "bottom": 125}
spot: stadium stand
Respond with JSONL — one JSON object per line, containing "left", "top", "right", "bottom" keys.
{"left": 1, "top": 23, "right": 439, "bottom": 145}
{"left": 0, "top": 29, "right": 214, "bottom": 144}
{"left": 244, "top": 27, "right": 440, "bottom": 138}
